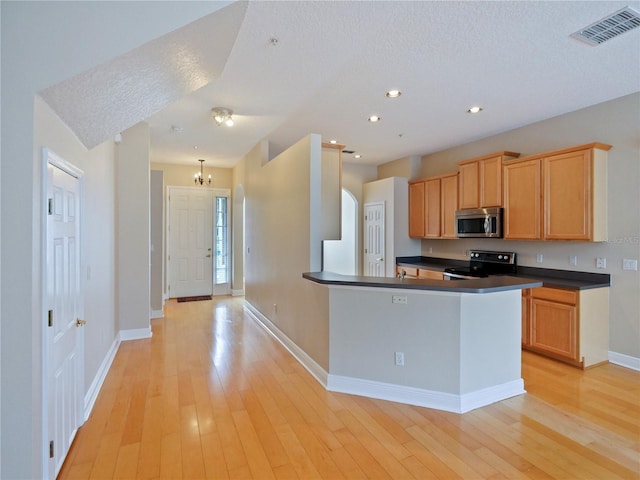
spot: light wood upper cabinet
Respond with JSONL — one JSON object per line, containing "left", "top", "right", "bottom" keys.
{"left": 440, "top": 173, "right": 458, "bottom": 238}
{"left": 544, "top": 148, "right": 608, "bottom": 241}
{"left": 503, "top": 143, "right": 610, "bottom": 241}
{"left": 458, "top": 151, "right": 519, "bottom": 209}
{"left": 408, "top": 181, "right": 425, "bottom": 238}
{"left": 408, "top": 173, "right": 457, "bottom": 239}
{"left": 503, "top": 159, "right": 542, "bottom": 240}
{"left": 458, "top": 162, "right": 479, "bottom": 209}
{"left": 480, "top": 156, "right": 503, "bottom": 207}
{"left": 424, "top": 178, "right": 441, "bottom": 237}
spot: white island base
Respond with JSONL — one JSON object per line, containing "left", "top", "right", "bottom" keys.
{"left": 326, "top": 286, "right": 525, "bottom": 413}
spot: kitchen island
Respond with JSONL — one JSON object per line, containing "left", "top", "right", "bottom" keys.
{"left": 303, "top": 272, "right": 542, "bottom": 413}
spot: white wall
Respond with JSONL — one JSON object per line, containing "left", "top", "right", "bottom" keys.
{"left": 323, "top": 190, "right": 358, "bottom": 275}
{"left": 417, "top": 93, "right": 640, "bottom": 360}
{"left": 150, "top": 170, "right": 164, "bottom": 314}
{"left": 1, "top": 3, "right": 223, "bottom": 476}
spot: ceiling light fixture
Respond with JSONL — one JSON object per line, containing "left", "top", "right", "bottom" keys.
{"left": 330, "top": 139, "right": 337, "bottom": 144}
{"left": 194, "top": 159, "right": 211, "bottom": 186}
{"left": 354, "top": 154, "right": 362, "bottom": 159}
{"left": 386, "top": 89, "right": 401, "bottom": 98}
{"left": 467, "top": 106, "right": 483, "bottom": 114}
{"left": 211, "top": 107, "right": 234, "bottom": 127}
{"left": 368, "top": 115, "right": 382, "bottom": 122}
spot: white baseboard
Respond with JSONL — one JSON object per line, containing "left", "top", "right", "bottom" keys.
{"left": 609, "top": 351, "right": 640, "bottom": 371}
{"left": 84, "top": 336, "right": 120, "bottom": 421}
{"left": 150, "top": 309, "right": 164, "bottom": 319}
{"left": 327, "top": 375, "right": 525, "bottom": 414}
{"left": 119, "top": 327, "right": 152, "bottom": 341}
{"left": 244, "top": 301, "right": 328, "bottom": 387}
{"left": 231, "top": 289, "right": 245, "bottom": 297}
{"left": 243, "top": 300, "right": 524, "bottom": 414}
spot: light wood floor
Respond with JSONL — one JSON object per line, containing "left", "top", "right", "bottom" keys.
{"left": 59, "top": 296, "right": 640, "bottom": 479}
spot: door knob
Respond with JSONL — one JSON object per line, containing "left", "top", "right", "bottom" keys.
{"left": 206, "top": 254, "right": 212, "bottom": 258}
{"left": 76, "top": 318, "right": 86, "bottom": 327}
{"left": 377, "top": 258, "right": 384, "bottom": 261}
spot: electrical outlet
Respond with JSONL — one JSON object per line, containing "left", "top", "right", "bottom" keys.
{"left": 623, "top": 259, "right": 638, "bottom": 271}
{"left": 394, "top": 352, "right": 405, "bottom": 366}
{"left": 392, "top": 295, "right": 407, "bottom": 304}
{"left": 536, "top": 254, "right": 543, "bottom": 263}
{"left": 569, "top": 255, "right": 577, "bottom": 266}
{"left": 596, "top": 257, "right": 606, "bottom": 269}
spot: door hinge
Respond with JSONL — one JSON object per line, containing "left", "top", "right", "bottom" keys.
{"left": 48, "top": 310, "right": 53, "bottom": 327}
{"left": 48, "top": 198, "right": 54, "bottom": 215}
{"left": 49, "top": 440, "right": 54, "bottom": 458}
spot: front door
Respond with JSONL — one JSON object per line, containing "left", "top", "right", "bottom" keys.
{"left": 364, "top": 202, "right": 385, "bottom": 277}
{"left": 168, "top": 187, "right": 213, "bottom": 298}
{"left": 46, "top": 152, "right": 84, "bottom": 478}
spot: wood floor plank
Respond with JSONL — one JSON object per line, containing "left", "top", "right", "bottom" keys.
{"left": 58, "top": 297, "right": 640, "bottom": 480}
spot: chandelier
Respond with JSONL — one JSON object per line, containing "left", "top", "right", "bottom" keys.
{"left": 211, "top": 107, "right": 234, "bottom": 127}
{"left": 194, "top": 159, "right": 211, "bottom": 185}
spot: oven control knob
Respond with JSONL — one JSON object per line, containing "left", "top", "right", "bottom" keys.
{"left": 498, "top": 255, "right": 503, "bottom": 260}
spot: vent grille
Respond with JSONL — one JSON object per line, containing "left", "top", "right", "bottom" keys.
{"left": 571, "top": 6, "right": 640, "bottom": 46}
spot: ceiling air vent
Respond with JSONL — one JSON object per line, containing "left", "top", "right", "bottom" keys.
{"left": 571, "top": 6, "right": 640, "bottom": 46}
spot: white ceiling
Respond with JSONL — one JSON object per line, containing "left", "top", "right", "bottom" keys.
{"left": 43, "top": 1, "right": 640, "bottom": 168}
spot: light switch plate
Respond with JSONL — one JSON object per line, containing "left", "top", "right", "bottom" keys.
{"left": 623, "top": 259, "right": 638, "bottom": 271}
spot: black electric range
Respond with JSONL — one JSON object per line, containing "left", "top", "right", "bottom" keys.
{"left": 443, "top": 250, "right": 517, "bottom": 280}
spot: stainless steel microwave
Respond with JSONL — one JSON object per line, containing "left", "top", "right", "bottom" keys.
{"left": 455, "top": 207, "right": 503, "bottom": 238}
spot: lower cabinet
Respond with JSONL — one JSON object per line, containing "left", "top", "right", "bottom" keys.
{"left": 522, "top": 286, "right": 609, "bottom": 368}
{"left": 396, "top": 265, "right": 443, "bottom": 280}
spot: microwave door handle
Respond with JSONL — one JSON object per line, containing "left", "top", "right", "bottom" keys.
{"left": 484, "top": 218, "right": 490, "bottom": 234}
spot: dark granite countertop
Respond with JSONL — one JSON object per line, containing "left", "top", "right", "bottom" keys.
{"left": 395, "top": 256, "right": 611, "bottom": 290}
{"left": 303, "top": 271, "right": 542, "bottom": 294}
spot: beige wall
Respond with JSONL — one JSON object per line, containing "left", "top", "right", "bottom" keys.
{"left": 418, "top": 93, "right": 640, "bottom": 359}
{"left": 377, "top": 155, "right": 422, "bottom": 180}
{"left": 237, "top": 135, "right": 330, "bottom": 369}
{"left": 116, "top": 123, "right": 151, "bottom": 333}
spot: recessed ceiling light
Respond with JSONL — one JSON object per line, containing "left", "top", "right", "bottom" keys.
{"left": 386, "top": 89, "right": 401, "bottom": 98}
{"left": 330, "top": 139, "right": 337, "bottom": 144}
{"left": 467, "top": 106, "right": 483, "bottom": 114}
{"left": 354, "top": 154, "right": 362, "bottom": 159}
{"left": 193, "top": 145, "right": 198, "bottom": 150}
{"left": 368, "top": 115, "right": 382, "bottom": 122}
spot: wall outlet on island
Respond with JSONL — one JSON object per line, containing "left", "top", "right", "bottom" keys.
{"left": 536, "top": 253, "right": 544, "bottom": 263}
{"left": 394, "top": 352, "right": 405, "bottom": 366}
{"left": 569, "top": 255, "right": 578, "bottom": 266}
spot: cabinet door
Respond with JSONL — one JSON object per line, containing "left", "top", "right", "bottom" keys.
{"left": 521, "top": 289, "right": 530, "bottom": 346}
{"left": 503, "top": 159, "right": 541, "bottom": 239}
{"left": 440, "top": 174, "right": 458, "bottom": 238}
{"left": 424, "top": 178, "right": 441, "bottom": 237}
{"left": 544, "top": 150, "right": 591, "bottom": 240}
{"left": 480, "top": 156, "right": 502, "bottom": 207}
{"left": 458, "top": 162, "right": 479, "bottom": 209}
{"left": 530, "top": 298, "right": 577, "bottom": 361}
{"left": 408, "top": 181, "right": 425, "bottom": 238}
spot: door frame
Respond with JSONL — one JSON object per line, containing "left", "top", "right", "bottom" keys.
{"left": 41, "top": 147, "right": 85, "bottom": 479}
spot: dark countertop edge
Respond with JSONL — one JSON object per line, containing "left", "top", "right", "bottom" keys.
{"left": 303, "top": 272, "right": 542, "bottom": 294}
{"left": 395, "top": 256, "right": 611, "bottom": 290}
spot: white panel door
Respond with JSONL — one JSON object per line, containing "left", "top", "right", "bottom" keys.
{"left": 46, "top": 160, "right": 83, "bottom": 479}
{"left": 168, "top": 187, "right": 213, "bottom": 298}
{"left": 364, "top": 202, "right": 385, "bottom": 277}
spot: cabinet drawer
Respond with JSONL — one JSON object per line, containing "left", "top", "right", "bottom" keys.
{"left": 531, "top": 287, "right": 577, "bottom": 305}
{"left": 397, "top": 266, "right": 418, "bottom": 277}
{"left": 418, "top": 268, "right": 443, "bottom": 280}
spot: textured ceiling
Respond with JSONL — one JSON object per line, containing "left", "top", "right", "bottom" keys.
{"left": 41, "top": 1, "right": 640, "bottom": 167}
